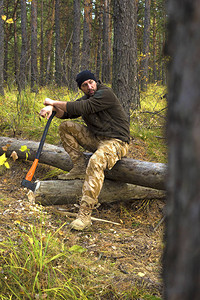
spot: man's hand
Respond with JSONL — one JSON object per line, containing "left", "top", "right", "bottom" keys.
{"left": 43, "top": 98, "right": 55, "bottom": 106}
{"left": 39, "top": 105, "right": 54, "bottom": 119}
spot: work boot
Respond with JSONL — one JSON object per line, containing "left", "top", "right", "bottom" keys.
{"left": 70, "top": 202, "right": 92, "bottom": 231}
{"left": 58, "top": 156, "right": 86, "bottom": 180}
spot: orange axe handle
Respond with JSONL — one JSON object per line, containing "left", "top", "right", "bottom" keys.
{"left": 24, "top": 159, "right": 39, "bottom": 181}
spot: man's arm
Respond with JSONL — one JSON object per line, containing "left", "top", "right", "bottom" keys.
{"left": 44, "top": 98, "right": 67, "bottom": 112}
{"left": 39, "top": 98, "right": 68, "bottom": 119}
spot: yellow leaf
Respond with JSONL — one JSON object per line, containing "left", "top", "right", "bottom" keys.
{"left": 6, "top": 18, "right": 14, "bottom": 24}
{"left": 20, "top": 145, "right": 28, "bottom": 152}
{"left": 1, "top": 15, "right": 6, "bottom": 21}
{"left": 14, "top": 220, "right": 21, "bottom": 225}
{"left": 0, "top": 153, "right": 7, "bottom": 166}
{"left": 138, "top": 272, "right": 145, "bottom": 277}
{"left": 10, "top": 151, "right": 18, "bottom": 162}
{"left": 4, "top": 162, "right": 10, "bottom": 169}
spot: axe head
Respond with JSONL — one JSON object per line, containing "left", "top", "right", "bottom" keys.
{"left": 21, "top": 179, "right": 37, "bottom": 192}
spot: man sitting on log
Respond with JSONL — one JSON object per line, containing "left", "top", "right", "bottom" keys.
{"left": 39, "top": 70, "right": 130, "bottom": 231}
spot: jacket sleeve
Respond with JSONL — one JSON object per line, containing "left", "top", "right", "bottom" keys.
{"left": 66, "top": 87, "right": 117, "bottom": 117}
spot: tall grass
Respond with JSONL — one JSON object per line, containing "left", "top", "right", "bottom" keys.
{"left": 0, "top": 218, "right": 88, "bottom": 299}
{"left": 130, "top": 84, "right": 167, "bottom": 162}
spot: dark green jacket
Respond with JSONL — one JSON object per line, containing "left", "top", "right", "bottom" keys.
{"left": 62, "top": 82, "right": 130, "bottom": 143}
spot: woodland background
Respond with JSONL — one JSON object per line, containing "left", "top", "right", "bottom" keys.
{"left": 0, "top": 0, "right": 199, "bottom": 299}
{"left": 0, "top": 0, "right": 167, "bottom": 114}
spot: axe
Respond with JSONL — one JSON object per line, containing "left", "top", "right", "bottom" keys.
{"left": 21, "top": 111, "right": 56, "bottom": 192}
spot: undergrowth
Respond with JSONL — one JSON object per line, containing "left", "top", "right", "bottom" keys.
{"left": 0, "top": 211, "right": 161, "bottom": 300}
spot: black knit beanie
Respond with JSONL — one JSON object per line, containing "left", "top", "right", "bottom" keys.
{"left": 76, "top": 70, "right": 97, "bottom": 89}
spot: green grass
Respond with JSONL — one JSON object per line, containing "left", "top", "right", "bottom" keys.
{"left": 130, "top": 84, "right": 167, "bottom": 162}
{"left": 0, "top": 215, "right": 162, "bottom": 299}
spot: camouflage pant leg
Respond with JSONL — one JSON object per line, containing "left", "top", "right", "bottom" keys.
{"left": 81, "top": 139, "right": 129, "bottom": 206}
{"left": 59, "top": 121, "right": 99, "bottom": 162}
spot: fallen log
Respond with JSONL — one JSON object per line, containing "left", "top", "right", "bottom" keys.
{"left": 0, "top": 136, "right": 167, "bottom": 190}
{"left": 34, "top": 179, "right": 165, "bottom": 206}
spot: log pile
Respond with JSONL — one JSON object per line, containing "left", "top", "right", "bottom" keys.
{"left": 0, "top": 136, "right": 167, "bottom": 205}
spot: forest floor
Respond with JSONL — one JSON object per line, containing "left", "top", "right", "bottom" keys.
{"left": 0, "top": 138, "right": 165, "bottom": 299}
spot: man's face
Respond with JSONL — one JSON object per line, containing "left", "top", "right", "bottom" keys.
{"left": 81, "top": 79, "right": 97, "bottom": 96}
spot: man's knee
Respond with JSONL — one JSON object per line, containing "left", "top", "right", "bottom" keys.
{"left": 59, "top": 120, "right": 73, "bottom": 132}
{"left": 87, "top": 151, "right": 107, "bottom": 172}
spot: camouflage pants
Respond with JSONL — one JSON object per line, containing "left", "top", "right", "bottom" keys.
{"left": 59, "top": 120, "right": 129, "bottom": 207}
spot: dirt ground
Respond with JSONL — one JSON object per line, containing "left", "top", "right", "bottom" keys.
{"left": 0, "top": 138, "right": 165, "bottom": 298}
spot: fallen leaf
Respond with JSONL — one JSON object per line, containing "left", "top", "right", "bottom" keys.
{"left": 10, "top": 151, "right": 18, "bottom": 161}
{"left": 138, "top": 272, "right": 145, "bottom": 277}
{"left": 2, "top": 144, "right": 11, "bottom": 151}
{"left": 14, "top": 220, "right": 21, "bottom": 225}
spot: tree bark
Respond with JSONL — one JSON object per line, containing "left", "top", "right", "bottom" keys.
{"left": 95, "top": 0, "right": 103, "bottom": 79}
{"left": 140, "top": 0, "right": 151, "bottom": 91}
{"left": 102, "top": 0, "right": 111, "bottom": 83}
{"left": 39, "top": 0, "right": 44, "bottom": 86}
{"left": 34, "top": 179, "right": 165, "bottom": 206}
{"left": 70, "top": 0, "right": 81, "bottom": 91}
{"left": 55, "top": 0, "right": 62, "bottom": 86}
{"left": 163, "top": 0, "right": 200, "bottom": 299}
{"left": 0, "top": 137, "right": 167, "bottom": 190}
{"left": 112, "top": 0, "right": 140, "bottom": 119}
{"left": 45, "top": 0, "right": 55, "bottom": 85}
{"left": 31, "top": 0, "right": 38, "bottom": 92}
{"left": 19, "top": 0, "right": 28, "bottom": 91}
{"left": 81, "top": 0, "right": 92, "bottom": 70}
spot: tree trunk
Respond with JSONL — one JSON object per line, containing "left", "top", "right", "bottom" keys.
{"left": 102, "top": 0, "right": 111, "bottom": 83}
{"left": 31, "top": 0, "right": 38, "bottom": 92}
{"left": 39, "top": 0, "right": 44, "bottom": 86}
{"left": 0, "top": 137, "right": 167, "bottom": 190}
{"left": 55, "top": 0, "right": 62, "bottom": 86}
{"left": 0, "top": 0, "right": 4, "bottom": 95}
{"left": 140, "top": 0, "right": 151, "bottom": 91}
{"left": 81, "top": 0, "right": 92, "bottom": 70}
{"left": 152, "top": 0, "right": 157, "bottom": 83}
{"left": 3, "top": 1, "right": 8, "bottom": 84}
{"left": 70, "top": 0, "right": 81, "bottom": 91}
{"left": 112, "top": 0, "right": 140, "bottom": 119}
{"left": 95, "top": 0, "right": 103, "bottom": 79}
{"left": 163, "top": 0, "right": 200, "bottom": 299}
{"left": 19, "top": 0, "right": 28, "bottom": 91}
{"left": 14, "top": 0, "right": 19, "bottom": 89}
{"left": 35, "top": 179, "right": 165, "bottom": 206}
{"left": 45, "top": 0, "right": 55, "bottom": 85}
